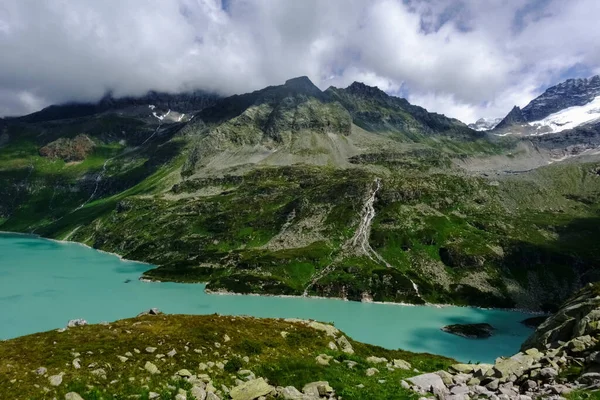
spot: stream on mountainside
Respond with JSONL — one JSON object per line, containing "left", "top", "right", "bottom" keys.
{"left": 0, "top": 232, "right": 535, "bottom": 363}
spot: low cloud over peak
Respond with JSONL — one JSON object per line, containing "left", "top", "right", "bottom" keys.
{"left": 0, "top": 0, "right": 598, "bottom": 123}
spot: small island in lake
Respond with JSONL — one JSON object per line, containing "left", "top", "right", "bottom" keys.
{"left": 441, "top": 323, "right": 495, "bottom": 339}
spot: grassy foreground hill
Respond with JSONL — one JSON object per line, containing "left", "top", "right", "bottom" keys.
{"left": 1, "top": 77, "right": 600, "bottom": 311}
{"left": 0, "top": 313, "right": 453, "bottom": 400}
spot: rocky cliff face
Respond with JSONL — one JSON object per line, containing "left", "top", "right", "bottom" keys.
{"left": 522, "top": 283, "right": 600, "bottom": 351}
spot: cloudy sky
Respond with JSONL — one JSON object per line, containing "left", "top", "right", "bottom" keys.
{"left": 0, "top": 0, "right": 599, "bottom": 123}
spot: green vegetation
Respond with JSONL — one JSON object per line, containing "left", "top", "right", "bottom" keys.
{"left": 2, "top": 78, "right": 600, "bottom": 312}
{"left": 0, "top": 314, "right": 453, "bottom": 399}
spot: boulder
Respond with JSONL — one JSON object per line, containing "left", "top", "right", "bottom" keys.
{"left": 144, "top": 361, "right": 160, "bottom": 374}
{"left": 229, "top": 378, "right": 274, "bottom": 400}
{"left": 302, "top": 381, "right": 333, "bottom": 397}
{"left": 191, "top": 385, "right": 207, "bottom": 400}
{"left": 315, "top": 354, "right": 332, "bottom": 366}
{"left": 408, "top": 372, "right": 447, "bottom": 393}
{"left": 277, "top": 386, "right": 307, "bottom": 400}
{"left": 35, "top": 367, "right": 47, "bottom": 376}
{"left": 177, "top": 369, "right": 193, "bottom": 377}
{"left": 450, "top": 363, "right": 476, "bottom": 374}
{"left": 91, "top": 368, "right": 107, "bottom": 379}
{"left": 366, "top": 356, "right": 388, "bottom": 364}
{"left": 539, "top": 367, "right": 558, "bottom": 381}
{"left": 393, "top": 359, "right": 412, "bottom": 370}
{"left": 67, "top": 319, "right": 87, "bottom": 328}
{"left": 336, "top": 335, "right": 354, "bottom": 354}
{"left": 435, "top": 370, "right": 454, "bottom": 386}
{"left": 49, "top": 373, "right": 63, "bottom": 386}
{"left": 485, "top": 379, "right": 499, "bottom": 390}
{"left": 137, "top": 308, "right": 162, "bottom": 317}
{"left": 366, "top": 367, "right": 379, "bottom": 376}
{"left": 65, "top": 393, "right": 84, "bottom": 400}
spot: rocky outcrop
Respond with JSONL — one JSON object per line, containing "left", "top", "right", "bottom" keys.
{"left": 522, "top": 283, "right": 600, "bottom": 351}
{"left": 39, "top": 134, "right": 96, "bottom": 162}
{"left": 407, "top": 283, "right": 600, "bottom": 399}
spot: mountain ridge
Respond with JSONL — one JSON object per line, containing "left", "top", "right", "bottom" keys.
{"left": 1, "top": 75, "right": 600, "bottom": 312}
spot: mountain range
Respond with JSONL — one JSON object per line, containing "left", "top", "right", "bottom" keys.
{"left": 2, "top": 75, "right": 600, "bottom": 311}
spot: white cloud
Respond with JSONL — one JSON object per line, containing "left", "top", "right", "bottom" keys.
{"left": 0, "top": 0, "right": 598, "bottom": 123}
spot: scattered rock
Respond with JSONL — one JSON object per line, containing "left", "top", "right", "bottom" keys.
{"left": 315, "top": 354, "right": 332, "bottom": 366}
{"left": 407, "top": 373, "right": 447, "bottom": 393}
{"left": 144, "top": 361, "right": 160, "bottom": 374}
{"left": 393, "top": 359, "right": 411, "bottom": 370}
{"left": 67, "top": 319, "right": 87, "bottom": 328}
{"left": 49, "top": 373, "right": 63, "bottom": 386}
{"left": 365, "top": 367, "right": 379, "bottom": 376}
{"left": 436, "top": 370, "right": 454, "bottom": 386}
{"left": 302, "top": 381, "right": 333, "bottom": 397}
{"left": 205, "top": 393, "right": 220, "bottom": 400}
{"left": 167, "top": 349, "right": 177, "bottom": 357}
{"left": 65, "top": 392, "right": 84, "bottom": 400}
{"left": 191, "top": 385, "right": 207, "bottom": 400}
{"left": 35, "top": 367, "right": 47, "bottom": 376}
{"left": 449, "top": 364, "right": 475, "bottom": 374}
{"left": 91, "top": 368, "right": 107, "bottom": 379}
{"left": 117, "top": 356, "right": 128, "bottom": 363}
{"left": 177, "top": 369, "right": 193, "bottom": 378}
{"left": 137, "top": 308, "right": 162, "bottom": 317}
{"left": 229, "top": 377, "right": 274, "bottom": 400}
{"left": 145, "top": 347, "right": 157, "bottom": 353}
{"left": 277, "top": 386, "right": 304, "bottom": 399}
{"left": 366, "top": 356, "right": 387, "bottom": 364}
{"left": 336, "top": 335, "right": 354, "bottom": 354}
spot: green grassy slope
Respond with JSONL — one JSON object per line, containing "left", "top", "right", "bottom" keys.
{"left": 0, "top": 314, "right": 453, "bottom": 400}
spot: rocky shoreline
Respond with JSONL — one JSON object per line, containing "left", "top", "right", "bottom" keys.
{"left": 406, "top": 283, "right": 600, "bottom": 399}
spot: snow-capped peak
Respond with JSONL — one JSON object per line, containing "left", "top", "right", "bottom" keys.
{"left": 468, "top": 117, "right": 502, "bottom": 131}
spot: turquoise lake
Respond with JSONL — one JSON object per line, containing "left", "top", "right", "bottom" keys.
{"left": 0, "top": 233, "right": 535, "bottom": 363}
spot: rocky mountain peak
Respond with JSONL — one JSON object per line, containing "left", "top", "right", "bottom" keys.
{"left": 521, "top": 75, "right": 600, "bottom": 122}
{"left": 345, "top": 81, "right": 389, "bottom": 99}
{"left": 495, "top": 75, "right": 600, "bottom": 130}
{"left": 493, "top": 106, "right": 526, "bottom": 130}
{"left": 283, "top": 76, "right": 322, "bottom": 97}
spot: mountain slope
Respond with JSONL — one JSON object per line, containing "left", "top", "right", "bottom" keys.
{"left": 1, "top": 76, "right": 600, "bottom": 311}
{"left": 326, "top": 82, "right": 480, "bottom": 141}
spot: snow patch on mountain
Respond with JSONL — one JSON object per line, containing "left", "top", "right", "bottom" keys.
{"left": 529, "top": 96, "right": 600, "bottom": 135}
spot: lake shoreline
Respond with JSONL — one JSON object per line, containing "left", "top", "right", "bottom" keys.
{"left": 0, "top": 230, "right": 543, "bottom": 316}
